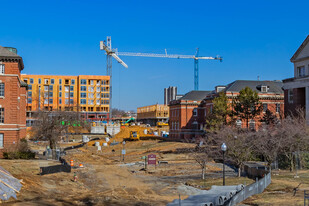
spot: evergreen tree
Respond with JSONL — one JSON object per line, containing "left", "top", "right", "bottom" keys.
{"left": 233, "top": 87, "right": 262, "bottom": 129}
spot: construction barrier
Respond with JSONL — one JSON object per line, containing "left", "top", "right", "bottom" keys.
{"left": 40, "top": 164, "right": 71, "bottom": 175}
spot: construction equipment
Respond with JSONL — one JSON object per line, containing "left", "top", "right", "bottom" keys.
{"left": 129, "top": 131, "right": 140, "bottom": 141}
{"left": 100, "top": 37, "right": 128, "bottom": 121}
{"left": 117, "top": 48, "right": 222, "bottom": 90}
{"left": 157, "top": 122, "right": 168, "bottom": 127}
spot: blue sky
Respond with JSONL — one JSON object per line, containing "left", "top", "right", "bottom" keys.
{"left": 1, "top": 0, "right": 308, "bottom": 110}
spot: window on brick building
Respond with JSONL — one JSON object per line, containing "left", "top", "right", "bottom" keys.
{"left": 81, "top": 93, "right": 86, "bottom": 98}
{"left": 59, "top": 85, "right": 62, "bottom": 91}
{"left": 59, "top": 99, "right": 62, "bottom": 104}
{"left": 71, "top": 79, "right": 75, "bottom": 85}
{"left": 59, "top": 92, "right": 62, "bottom": 97}
{"left": 38, "top": 78, "right": 41, "bottom": 84}
{"left": 70, "top": 92, "right": 74, "bottom": 97}
{"left": 88, "top": 86, "right": 94, "bottom": 92}
{"left": 193, "top": 108, "right": 197, "bottom": 116}
{"left": 288, "top": 89, "right": 294, "bottom": 104}
{"left": 0, "top": 83, "right": 4, "bottom": 97}
{"left": 28, "top": 91, "right": 32, "bottom": 97}
{"left": 0, "top": 108, "right": 4, "bottom": 123}
{"left": 276, "top": 104, "right": 280, "bottom": 113}
{"left": 70, "top": 86, "right": 74, "bottom": 91}
{"left": 44, "top": 79, "right": 49, "bottom": 84}
{"left": 51, "top": 79, "right": 54, "bottom": 84}
{"left": 0, "top": 64, "right": 4, "bottom": 74}
{"left": 249, "top": 119, "right": 256, "bottom": 131}
{"left": 44, "top": 85, "right": 48, "bottom": 91}
{"left": 28, "top": 98, "right": 32, "bottom": 103}
{"left": 80, "top": 99, "right": 86, "bottom": 105}
{"left": 30, "top": 78, "right": 34, "bottom": 84}
{"left": 81, "top": 86, "right": 86, "bottom": 91}
{"left": 59, "top": 79, "right": 62, "bottom": 84}
{"left": 88, "top": 93, "right": 94, "bottom": 98}
{"left": 65, "top": 79, "right": 69, "bottom": 84}
{"left": 70, "top": 99, "right": 73, "bottom": 105}
{"left": 263, "top": 104, "right": 268, "bottom": 112}
{"left": 49, "top": 99, "right": 53, "bottom": 104}
{"left": 96, "top": 100, "right": 100, "bottom": 105}
{"left": 65, "top": 86, "right": 69, "bottom": 92}
{"left": 28, "top": 85, "right": 32, "bottom": 90}
{"left": 49, "top": 85, "right": 53, "bottom": 91}
{"left": 0, "top": 134, "right": 3, "bottom": 148}
{"left": 88, "top": 99, "right": 94, "bottom": 105}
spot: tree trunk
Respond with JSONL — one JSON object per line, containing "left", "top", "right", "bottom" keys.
{"left": 202, "top": 166, "right": 205, "bottom": 180}
{"left": 50, "top": 138, "right": 57, "bottom": 160}
{"left": 238, "top": 165, "right": 241, "bottom": 177}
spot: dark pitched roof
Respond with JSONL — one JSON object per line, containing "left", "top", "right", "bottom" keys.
{"left": 20, "top": 81, "right": 28, "bottom": 87}
{"left": 290, "top": 35, "right": 309, "bottom": 62}
{"left": 223, "top": 80, "right": 283, "bottom": 94}
{"left": 179, "top": 90, "right": 212, "bottom": 101}
{"left": 0, "top": 46, "right": 20, "bottom": 57}
{"left": 0, "top": 46, "right": 24, "bottom": 70}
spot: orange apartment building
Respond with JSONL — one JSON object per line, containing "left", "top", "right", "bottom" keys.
{"left": 21, "top": 74, "right": 110, "bottom": 125}
{"left": 0, "top": 46, "right": 27, "bottom": 157}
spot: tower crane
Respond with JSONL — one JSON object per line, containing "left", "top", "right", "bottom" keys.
{"left": 117, "top": 49, "right": 222, "bottom": 90}
{"left": 100, "top": 37, "right": 128, "bottom": 121}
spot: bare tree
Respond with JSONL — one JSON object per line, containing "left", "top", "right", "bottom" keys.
{"left": 192, "top": 146, "right": 209, "bottom": 180}
{"left": 32, "top": 109, "right": 88, "bottom": 159}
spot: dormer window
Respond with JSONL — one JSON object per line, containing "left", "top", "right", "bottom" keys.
{"left": 261, "top": 85, "right": 268, "bottom": 93}
{"left": 297, "top": 66, "right": 305, "bottom": 77}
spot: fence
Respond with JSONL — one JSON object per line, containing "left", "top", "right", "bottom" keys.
{"left": 224, "top": 172, "right": 271, "bottom": 206}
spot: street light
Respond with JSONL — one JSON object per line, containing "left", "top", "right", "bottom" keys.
{"left": 221, "top": 143, "right": 227, "bottom": 186}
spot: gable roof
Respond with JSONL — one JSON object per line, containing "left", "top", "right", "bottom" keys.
{"left": 179, "top": 90, "right": 212, "bottom": 101}
{"left": 223, "top": 80, "right": 283, "bottom": 94}
{"left": 290, "top": 35, "right": 309, "bottom": 62}
{"left": 0, "top": 46, "right": 24, "bottom": 70}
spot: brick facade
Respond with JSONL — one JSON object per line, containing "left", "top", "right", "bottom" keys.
{"left": 0, "top": 47, "right": 27, "bottom": 157}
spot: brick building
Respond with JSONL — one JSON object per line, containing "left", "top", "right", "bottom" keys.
{"left": 169, "top": 91, "right": 211, "bottom": 139}
{"left": 0, "top": 46, "right": 27, "bottom": 157}
{"left": 21, "top": 74, "right": 110, "bottom": 125}
{"left": 283, "top": 35, "right": 309, "bottom": 123}
{"left": 137, "top": 104, "right": 169, "bottom": 126}
{"left": 202, "top": 80, "right": 284, "bottom": 130}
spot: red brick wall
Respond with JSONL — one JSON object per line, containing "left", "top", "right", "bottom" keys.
{"left": 0, "top": 61, "right": 26, "bottom": 157}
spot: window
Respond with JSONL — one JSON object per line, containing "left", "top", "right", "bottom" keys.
{"left": 297, "top": 66, "right": 305, "bottom": 77}
{"left": 81, "top": 93, "right": 86, "bottom": 98}
{"left": 49, "top": 99, "right": 53, "bottom": 104}
{"left": 44, "top": 86, "right": 48, "bottom": 91}
{"left": 88, "top": 99, "right": 94, "bottom": 105}
{"left": 81, "top": 86, "right": 86, "bottom": 91}
{"left": 70, "top": 92, "right": 74, "bottom": 97}
{"left": 44, "top": 99, "right": 48, "bottom": 104}
{"left": 71, "top": 79, "right": 75, "bottom": 85}
{"left": 88, "top": 86, "right": 94, "bottom": 92}
{"left": 65, "top": 79, "right": 69, "bottom": 84}
{"left": 59, "top": 79, "right": 62, "bottom": 84}
{"left": 80, "top": 99, "right": 86, "bottom": 104}
{"left": 30, "top": 78, "right": 34, "bottom": 84}
{"left": 28, "top": 98, "right": 32, "bottom": 103}
{"left": 276, "top": 104, "right": 280, "bottom": 113}
{"left": 65, "top": 99, "right": 69, "bottom": 105}
{"left": 96, "top": 93, "right": 100, "bottom": 98}
{"left": 65, "top": 86, "right": 69, "bottom": 92}
{"left": 88, "top": 93, "right": 94, "bottom": 98}
{"left": 96, "top": 100, "right": 100, "bottom": 105}
{"left": 70, "top": 99, "right": 73, "bottom": 104}
{"left": 49, "top": 85, "right": 53, "bottom": 91}
{"left": 0, "top": 134, "right": 3, "bottom": 148}
{"left": 65, "top": 93, "right": 69, "bottom": 98}
{"left": 288, "top": 89, "right": 294, "bottom": 103}
{"left": 0, "top": 108, "right": 4, "bottom": 123}
{"left": 96, "top": 87, "right": 100, "bottom": 92}
{"left": 51, "top": 79, "right": 55, "bottom": 84}
{"left": 249, "top": 119, "right": 256, "bottom": 131}
{"left": 28, "top": 85, "right": 32, "bottom": 90}
{"left": 44, "top": 92, "right": 48, "bottom": 98}
{"left": 70, "top": 86, "right": 74, "bottom": 91}
{"left": 38, "top": 78, "right": 41, "bottom": 84}
{"left": 263, "top": 103, "right": 268, "bottom": 112}
{"left": 28, "top": 91, "right": 32, "bottom": 97}
{"left": 59, "top": 99, "right": 62, "bottom": 104}
{"left": 0, "top": 83, "right": 4, "bottom": 97}
{"left": 59, "top": 85, "right": 62, "bottom": 91}
{"left": 193, "top": 108, "right": 197, "bottom": 116}
{"left": 236, "top": 119, "right": 242, "bottom": 128}
{"left": 81, "top": 79, "right": 86, "bottom": 85}
{"left": 49, "top": 92, "right": 53, "bottom": 97}
{"left": 0, "top": 64, "right": 4, "bottom": 74}
{"left": 261, "top": 86, "right": 268, "bottom": 93}
{"left": 44, "top": 79, "right": 49, "bottom": 84}
{"left": 89, "top": 80, "right": 94, "bottom": 85}
{"left": 97, "top": 81, "right": 100, "bottom": 86}
{"left": 59, "top": 92, "right": 62, "bottom": 97}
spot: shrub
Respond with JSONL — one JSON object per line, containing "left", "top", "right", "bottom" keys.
{"left": 3, "top": 138, "right": 35, "bottom": 159}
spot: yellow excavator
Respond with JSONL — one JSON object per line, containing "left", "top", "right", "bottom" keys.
{"left": 157, "top": 122, "right": 168, "bottom": 127}
{"left": 129, "top": 131, "right": 140, "bottom": 140}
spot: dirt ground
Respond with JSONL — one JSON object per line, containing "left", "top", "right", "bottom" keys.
{"left": 2, "top": 126, "right": 309, "bottom": 205}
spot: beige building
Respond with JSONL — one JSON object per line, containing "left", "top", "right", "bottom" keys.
{"left": 137, "top": 104, "right": 169, "bottom": 126}
{"left": 283, "top": 35, "right": 309, "bottom": 123}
